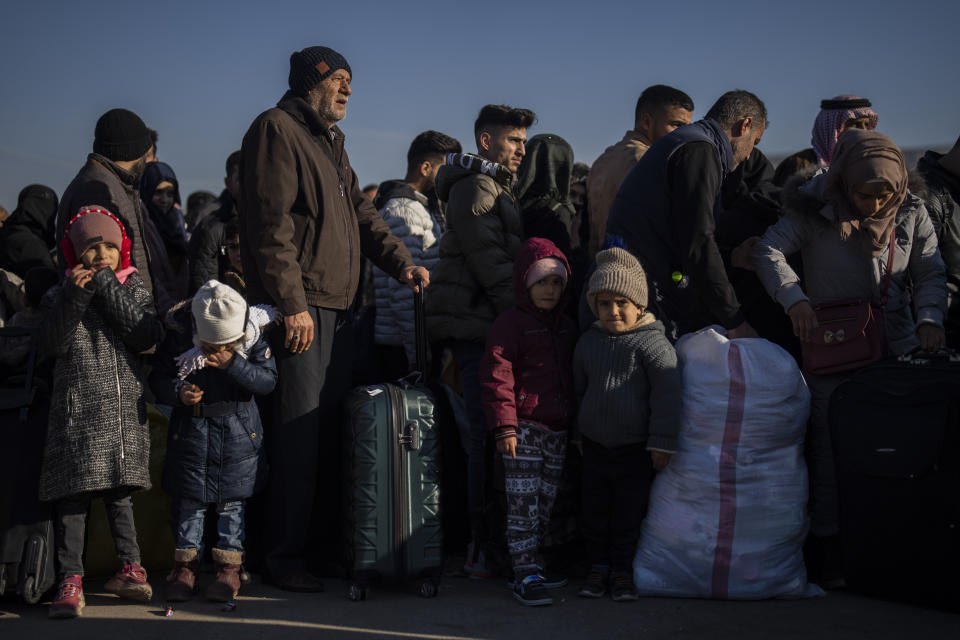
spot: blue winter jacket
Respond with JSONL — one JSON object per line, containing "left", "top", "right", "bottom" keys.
{"left": 150, "top": 305, "right": 277, "bottom": 503}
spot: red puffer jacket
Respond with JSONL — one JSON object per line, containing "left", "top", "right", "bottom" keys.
{"left": 480, "top": 237, "right": 576, "bottom": 439}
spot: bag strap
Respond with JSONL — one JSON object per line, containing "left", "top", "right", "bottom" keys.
{"left": 879, "top": 229, "right": 896, "bottom": 306}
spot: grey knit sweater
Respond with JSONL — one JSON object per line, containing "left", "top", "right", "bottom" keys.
{"left": 572, "top": 318, "right": 681, "bottom": 450}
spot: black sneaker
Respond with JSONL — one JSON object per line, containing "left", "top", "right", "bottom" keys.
{"left": 578, "top": 567, "right": 608, "bottom": 598}
{"left": 512, "top": 575, "right": 553, "bottom": 606}
{"left": 609, "top": 571, "right": 639, "bottom": 602}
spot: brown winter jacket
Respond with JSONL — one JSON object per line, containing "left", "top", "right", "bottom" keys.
{"left": 239, "top": 92, "right": 413, "bottom": 315}
{"left": 57, "top": 154, "right": 155, "bottom": 301}
{"left": 586, "top": 131, "right": 651, "bottom": 254}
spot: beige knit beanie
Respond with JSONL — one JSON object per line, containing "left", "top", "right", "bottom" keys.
{"left": 587, "top": 247, "right": 649, "bottom": 316}
{"left": 192, "top": 280, "right": 247, "bottom": 345}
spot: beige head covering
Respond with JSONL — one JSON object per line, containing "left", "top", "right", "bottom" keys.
{"left": 823, "top": 129, "right": 907, "bottom": 256}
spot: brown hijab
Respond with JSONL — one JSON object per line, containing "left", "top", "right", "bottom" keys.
{"left": 823, "top": 129, "right": 907, "bottom": 256}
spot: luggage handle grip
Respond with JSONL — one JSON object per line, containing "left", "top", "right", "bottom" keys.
{"left": 413, "top": 274, "right": 428, "bottom": 379}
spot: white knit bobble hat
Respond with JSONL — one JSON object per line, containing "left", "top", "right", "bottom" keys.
{"left": 192, "top": 280, "right": 248, "bottom": 345}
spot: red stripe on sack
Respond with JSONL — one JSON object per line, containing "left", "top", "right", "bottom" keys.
{"left": 711, "top": 342, "right": 746, "bottom": 599}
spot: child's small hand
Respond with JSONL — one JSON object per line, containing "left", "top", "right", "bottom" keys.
{"left": 179, "top": 383, "right": 203, "bottom": 406}
{"left": 496, "top": 435, "right": 517, "bottom": 459}
{"left": 204, "top": 349, "right": 234, "bottom": 370}
{"left": 69, "top": 267, "right": 94, "bottom": 290}
{"left": 650, "top": 451, "right": 673, "bottom": 471}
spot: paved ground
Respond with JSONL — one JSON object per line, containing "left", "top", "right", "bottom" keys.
{"left": 1, "top": 573, "right": 958, "bottom": 639}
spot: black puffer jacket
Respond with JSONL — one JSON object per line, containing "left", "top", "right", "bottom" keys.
{"left": 426, "top": 154, "right": 523, "bottom": 343}
{"left": 187, "top": 190, "right": 236, "bottom": 294}
{"left": 38, "top": 268, "right": 161, "bottom": 501}
{"left": 0, "top": 185, "right": 58, "bottom": 277}
{"left": 150, "top": 302, "right": 276, "bottom": 503}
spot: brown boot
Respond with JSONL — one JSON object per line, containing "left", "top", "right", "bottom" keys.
{"left": 205, "top": 549, "right": 243, "bottom": 602}
{"left": 165, "top": 549, "right": 200, "bottom": 602}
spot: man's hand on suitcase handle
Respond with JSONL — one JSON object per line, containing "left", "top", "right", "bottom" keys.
{"left": 401, "top": 266, "right": 430, "bottom": 293}
{"left": 917, "top": 323, "right": 946, "bottom": 353}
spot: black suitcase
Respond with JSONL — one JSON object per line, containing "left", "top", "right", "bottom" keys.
{"left": 0, "top": 325, "right": 55, "bottom": 603}
{"left": 829, "top": 352, "right": 960, "bottom": 610}
{"left": 342, "top": 279, "right": 442, "bottom": 600}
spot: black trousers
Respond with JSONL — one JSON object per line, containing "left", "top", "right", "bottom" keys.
{"left": 56, "top": 489, "right": 140, "bottom": 577}
{"left": 580, "top": 437, "right": 653, "bottom": 573}
{"left": 264, "top": 306, "right": 353, "bottom": 578}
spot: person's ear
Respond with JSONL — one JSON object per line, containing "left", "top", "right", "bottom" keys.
{"left": 479, "top": 131, "right": 491, "bottom": 153}
{"left": 224, "top": 176, "right": 230, "bottom": 189}
{"left": 419, "top": 160, "right": 432, "bottom": 179}
{"left": 734, "top": 117, "right": 752, "bottom": 138}
{"left": 638, "top": 112, "right": 652, "bottom": 135}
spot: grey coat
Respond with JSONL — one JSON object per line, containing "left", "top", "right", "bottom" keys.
{"left": 38, "top": 268, "right": 162, "bottom": 501}
{"left": 752, "top": 172, "right": 947, "bottom": 356}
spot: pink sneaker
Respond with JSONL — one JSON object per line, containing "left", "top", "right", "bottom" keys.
{"left": 49, "top": 575, "right": 84, "bottom": 619}
{"left": 104, "top": 563, "right": 153, "bottom": 602}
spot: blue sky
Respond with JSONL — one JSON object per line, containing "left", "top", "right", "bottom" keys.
{"left": 1, "top": 0, "right": 957, "bottom": 210}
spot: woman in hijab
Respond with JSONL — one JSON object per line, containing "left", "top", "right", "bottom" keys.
{"left": 515, "top": 134, "right": 576, "bottom": 258}
{"left": 140, "top": 161, "right": 189, "bottom": 308}
{"left": 751, "top": 129, "right": 946, "bottom": 586}
{"left": 0, "top": 184, "right": 58, "bottom": 277}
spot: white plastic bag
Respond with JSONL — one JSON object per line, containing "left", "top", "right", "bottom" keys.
{"left": 633, "top": 328, "right": 823, "bottom": 599}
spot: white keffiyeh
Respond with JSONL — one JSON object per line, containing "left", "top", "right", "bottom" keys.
{"left": 175, "top": 304, "right": 280, "bottom": 379}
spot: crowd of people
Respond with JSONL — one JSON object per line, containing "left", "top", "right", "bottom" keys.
{"left": 1, "top": 43, "right": 958, "bottom": 617}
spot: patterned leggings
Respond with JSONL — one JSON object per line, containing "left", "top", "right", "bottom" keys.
{"left": 502, "top": 421, "right": 567, "bottom": 581}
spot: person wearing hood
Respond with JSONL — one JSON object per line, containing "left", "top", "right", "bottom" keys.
{"left": 515, "top": 134, "right": 577, "bottom": 258}
{"left": 752, "top": 129, "right": 946, "bottom": 586}
{"left": 57, "top": 109, "right": 157, "bottom": 304}
{"left": 188, "top": 151, "right": 242, "bottom": 294}
{"left": 0, "top": 184, "right": 58, "bottom": 277}
{"left": 140, "top": 161, "right": 189, "bottom": 308}
{"left": 426, "top": 103, "right": 534, "bottom": 578}
{"left": 373, "top": 131, "right": 461, "bottom": 379}
{"left": 479, "top": 237, "right": 576, "bottom": 606}
{"left": 811, "top": 95, "right": 879, "bottom": 166}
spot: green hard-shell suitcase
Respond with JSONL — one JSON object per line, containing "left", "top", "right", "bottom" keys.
{"left": 342, "top": 278, "right": 442, "bottom": 600}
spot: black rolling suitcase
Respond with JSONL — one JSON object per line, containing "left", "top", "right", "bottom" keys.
{"left": 342, "top": 279, "right": 442, "bottom": 600}
{"left": 829, "top": 352, "right": 960, "bottom": 610}
{"left": 0, "top": 326, "right": 55, "bottom": 603}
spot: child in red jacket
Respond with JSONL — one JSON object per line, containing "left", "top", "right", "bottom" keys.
{"left": 480, "top": 237, "right": 576, "bottom": 607}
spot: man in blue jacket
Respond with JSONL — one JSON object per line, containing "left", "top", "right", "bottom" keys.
{"left": 606, "top": 90, "right": 766, "bottom": 341}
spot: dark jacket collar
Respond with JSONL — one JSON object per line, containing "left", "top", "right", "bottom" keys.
{"left": 88, "top": 153, "right": 139, "bottom": 188}
{"left": 276, "top": 91, "right": 344, "bottom": 143}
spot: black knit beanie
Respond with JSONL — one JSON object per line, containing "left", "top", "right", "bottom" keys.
{"left": 93, "top": 109, "right": 152, "bottom": 162}
{"left": 288, "top": 46, "right": 351, "bottom": 96}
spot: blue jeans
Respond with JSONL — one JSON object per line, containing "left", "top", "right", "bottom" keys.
{"left": 449, "top": 341, "right": 487, "bottom": 518}
{"left": 176, "top": 498, "right": 245, "bottom": 553}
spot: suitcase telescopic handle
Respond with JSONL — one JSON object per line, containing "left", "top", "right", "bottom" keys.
{"left": 413, "top": 274, "right": 428, "bottom": 379}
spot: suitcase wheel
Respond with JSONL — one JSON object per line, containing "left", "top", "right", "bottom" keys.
{"left": 418, "top": 579, "right": 438, "bottom": 598}
{"left": 348, "top": 583, "right": 367, "bottom": 601}
{"left": 21, "top": 575, "right": 40, "bottom": 605}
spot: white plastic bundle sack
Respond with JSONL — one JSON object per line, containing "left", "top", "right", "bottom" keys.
{"left": 633, "top": 327, "right": 823, "bottom": 599}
